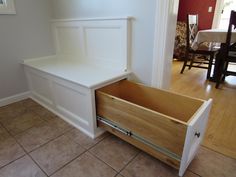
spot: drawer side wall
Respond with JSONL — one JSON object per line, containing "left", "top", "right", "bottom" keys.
{"left": 97, "top": 80, "right": 204, "bottom": 122}
{"left": 96, "top": 91, "right": 187, "bottom": 156}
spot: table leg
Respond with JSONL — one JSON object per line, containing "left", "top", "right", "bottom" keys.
{"left": 208, "top": 43, "right": 226, "bottom": 83}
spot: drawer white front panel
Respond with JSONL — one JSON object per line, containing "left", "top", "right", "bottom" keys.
{"left": 187, "top": 99, "right": 212, "bottom": 163}
{"left": 53, "top": 82, "right": 90, "bottom": 126}
{"left": 179, "top": 99, "right": 212, "bottom": 176}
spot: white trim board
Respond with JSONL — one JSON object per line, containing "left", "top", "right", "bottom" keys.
{"left": 212, "top": 0, "right": 224, "bottom": 29}
{"left": 51, "top": 16, "right": 134, "bottom": 22}
{"left": 152, "top": 0, "right": 179, "bottom": 89}
{"left": 0, "top": 91, "right": 31, "bottom": 107}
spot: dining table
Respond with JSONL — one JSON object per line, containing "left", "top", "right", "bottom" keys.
{"left": 191, "top": 29, "right": 236, "bottom": 81}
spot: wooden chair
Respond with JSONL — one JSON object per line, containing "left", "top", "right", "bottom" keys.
{"left": 180, "top": 14, "right": 217, "bottom": 79}
{"left": 216, "top": 10, "right": 236, "bottom": 88}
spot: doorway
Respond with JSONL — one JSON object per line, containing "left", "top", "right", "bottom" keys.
{"left": 213, "top": 0, "right": 236, "bottom": 29}
{"left": 170, "top": 0, "right": 236, "bottom": 160}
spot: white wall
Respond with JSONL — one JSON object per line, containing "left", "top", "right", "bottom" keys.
{"left": 0, "top": 0, "right": 54, "bottom": 99}
{"left": 50, "top": 0, "right": 156, "bottom": 85}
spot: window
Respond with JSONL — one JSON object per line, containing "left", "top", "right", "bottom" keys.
{"left": 0, "top": 0, "right": 16, "bottom": 14}
{"left": 219, "top": 0, "right": 236, "bottom": 29}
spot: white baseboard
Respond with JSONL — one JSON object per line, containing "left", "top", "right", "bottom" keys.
{"left": 0, "top": 91, "right": 31, "bottom": 107}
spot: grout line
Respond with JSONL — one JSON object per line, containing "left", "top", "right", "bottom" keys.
{"left": 0, "top": 152, "right": 26, "bottom": 170}
{"left": 47, "top": 131, "right": 115, "bottom": 176}
{"left": 3, "top": 126, "right": 73, "bottom": 176}
{"left": 23, "top": 127, "right": 73, "bottom": 154}
{"left": 27, "top": 154, "right": 49, "bottom": 177}
{"left": 56, "top": 134, "right": 119, "bottom": 173}
{"left": 0, "top": 100, "right": 206, "bottom": 177}
{"left": 0, "top": 122, "right": 49, "bottom": 177}
{"left": 9, "top": 119, "right": 47, "bottom": 137}
{"left": 1, "top": 102, "right": 118, "bottom": 175}
{"left": 86, "top": 151, "right": 118, "bottom": 172}
{"left": 85, "top": 135, "right": 141, "bottom": 174}
{"left": 0, "top": 101, "right": 87, "bottom": 176}
{"left": 47, "top": 132, "right": 112, "bottom": 176}
{"left": 187, "top": 169, "right": 202, "bottom": 177}
{"left": 0, "top": 103, "right": 74, "bottom": 176}
{"left": 0, "top": 119, "right": 204, "bottom": 177}
{"left": 48, "top": 148, "right": 89, "bottom": 176}
{"left": 86, "top": 133, "right": 111, "bottom": 150}
{"left": 0, "top": 123, "right": 25, "bottom": 170}
{"left": 65, "top": 129, "right": 111, "bottom": 151}
{"left": 117, "top": 150, "right": 141, "bottom": 174}
{"left": 115, "top": 173, "right": 124, "bottom": 177}
{"left": 0, "top": 107, "right": 48, "bottom": 138}
{"left": 19, "top": 127, "right": 78, "bottom": 177}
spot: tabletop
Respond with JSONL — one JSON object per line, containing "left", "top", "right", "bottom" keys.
{"left": 192, "top": 29, "right": 236, "bottom": 50}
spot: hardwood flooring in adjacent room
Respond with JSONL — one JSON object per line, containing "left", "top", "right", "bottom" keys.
{"left": 170, "top": 60, "right": 236, "bottom": 159}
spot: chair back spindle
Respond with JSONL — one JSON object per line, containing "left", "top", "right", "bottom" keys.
{"left": 187, "top": 15, "right": 198, "bottom": 50}
{"left": 181, "top": 14, "right": 217, "bottom": 80}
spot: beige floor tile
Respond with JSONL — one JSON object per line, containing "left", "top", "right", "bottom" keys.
{"left": 21, "top": 98, "right": 39, "bottom": 108}
{"left": 23, "top": 99, "right": 72, "bottom": 132}
{"left": 0, "top": 124, "right": 10, "bottom": 141}
{"left": 65, "top": 128, "right": 109, "bottom": 149}
{"left": 30, "top": 135, "right": 85, "bottom": 175}
{"left": 51, "top": 152, "right": 116, "bottom": 177}
{"left": 2, "top": 111, "right": 44, "bottom": 135}
{"left": 188, "top": 146, "right": 236, "bottom": 177}
{"left": 0, "top": 102, "right": 26, "bottom": 122}
{"left": 184, "top": 171, "right": 200, "bottom": 177}
{"left": 121, "top": 152, "right": 198, "bottom": 177}
{"left": 0, "top": 137, "right": 25, "bottom": 168}
{"left": 29, "top": 104, "right": 57, "bottom": 121}
{"left": 0, "top": 155, "right": 46, "bottom": 177}
{"left": 48, "top": 117, "right": 73, "bottom": 133}
{"left": 15, "top": 122, "right": 64, "bottom": 152}
{"left": 90, "top": 135, "right": 139, "bottom": 171}
{"left": 116, "top": 175, "right": 125, "bottom": 177}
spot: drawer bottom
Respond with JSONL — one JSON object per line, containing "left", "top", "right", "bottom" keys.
{"left": 97, "top": 116, "right": 181, "bottom": 169}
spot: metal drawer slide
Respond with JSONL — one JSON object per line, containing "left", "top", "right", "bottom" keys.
{"left": 97, "top": 116, "right": 181, "bottom": 161}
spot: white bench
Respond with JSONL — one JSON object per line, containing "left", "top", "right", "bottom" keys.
{"left": 23, "top": 17, "right": 131, "bottom": 138}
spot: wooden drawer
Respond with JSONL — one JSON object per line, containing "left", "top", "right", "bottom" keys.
{"left": 95, "top": 80, "right": 212, "bottom": 176}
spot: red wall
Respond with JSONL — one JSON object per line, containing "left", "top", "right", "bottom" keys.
{"left": 178, "top": 0, "right": 216, "bottom": 30}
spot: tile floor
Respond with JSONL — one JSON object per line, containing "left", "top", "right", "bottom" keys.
{"left": 0, "top": 99, "right": 236, "bottom": 177}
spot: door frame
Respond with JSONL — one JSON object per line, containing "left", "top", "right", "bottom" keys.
{"left": 212, "top": 0, "right": 224, "bottom": 28}
{"left": 151, "top": 0, "right": 179, "bottom": 89}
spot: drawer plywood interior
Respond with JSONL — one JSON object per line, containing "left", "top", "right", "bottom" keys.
{"left": 95, "top": 79, "right": 212, "bottom": 176}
